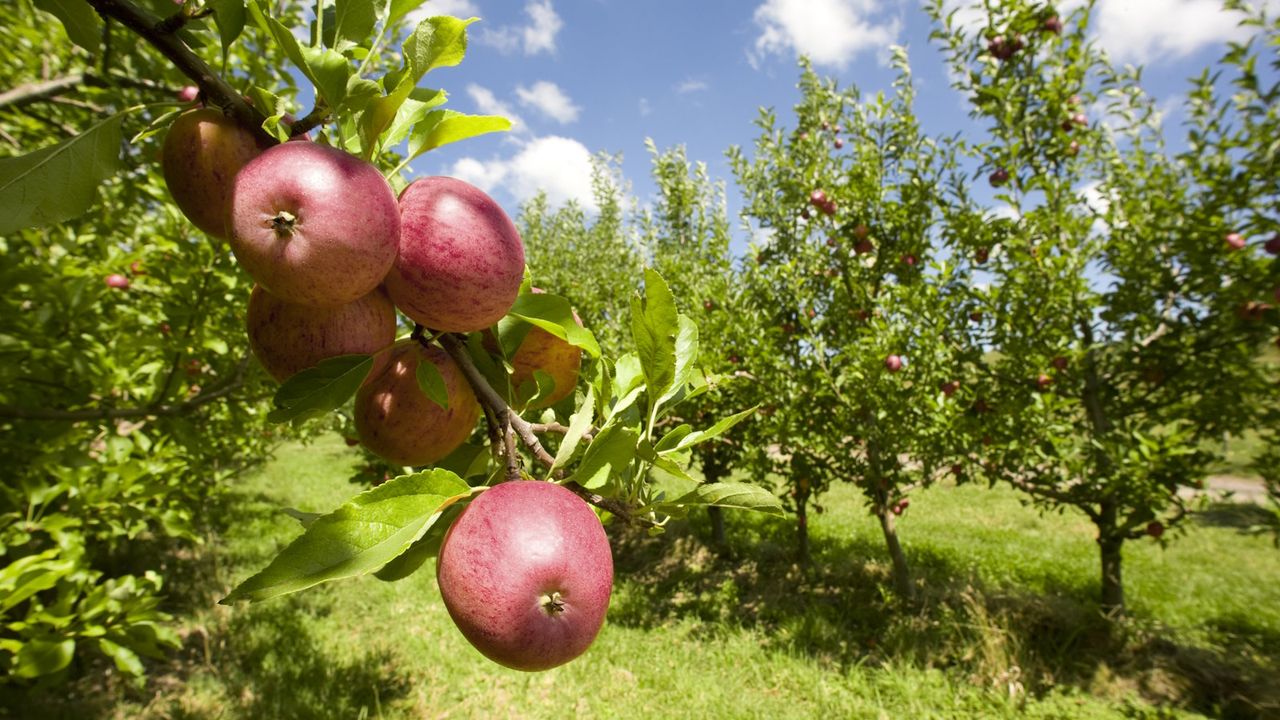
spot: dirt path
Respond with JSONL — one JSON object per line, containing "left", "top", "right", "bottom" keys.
{"left": 1183, "top": 475, "right": 1270, "bottom": 504}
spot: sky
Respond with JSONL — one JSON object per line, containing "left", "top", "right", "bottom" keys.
{"left": 397, "top": 0, "right": 1277, "bottom": 243}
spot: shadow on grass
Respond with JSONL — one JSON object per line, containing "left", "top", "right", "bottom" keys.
{"left": 1192, "top": 501, "right": 1275, "bottom": 530}
{"left": 607, "top": 510, "right": 1280, "bottom": 720}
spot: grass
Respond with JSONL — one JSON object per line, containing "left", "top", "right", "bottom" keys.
{"left": 24, "top": 434, "right": 1280, "bottom": 720}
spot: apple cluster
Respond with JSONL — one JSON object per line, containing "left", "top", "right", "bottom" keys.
{"left": 159, "top": 106, "right": 608, "bottom": 670}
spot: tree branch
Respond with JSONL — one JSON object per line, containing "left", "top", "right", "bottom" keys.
{"left": 0, "top": 355, "right": 253, "bottom": 422}
{"left": 435, "top": 333, "right": 635, "bottom": 522}
{"left": 85, "top": 0, "right": 273, "bottom": 145}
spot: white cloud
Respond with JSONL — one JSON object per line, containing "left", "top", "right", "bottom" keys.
{"left": 1089, "top": 0, "right": 1264, "bottom": 64}
{"left": 515, "top": 81, "right": 580, "bottom": 124}
{"left": 466, "top": 84, "right": 526, "bottom": 134}
{"left": 404, "top": 0, "right": 480, "bottom": 27}
{"left": 750, "top": 0, "right": 900, "bottom": 68}
{"left": 480, "top": 0, "right": 562, "bottom": 56}
{"left": 676, "top": 79, "right": 709, "bottom": 94}
{"left": 449, "top": 136, "right": 597, "bottom": 210}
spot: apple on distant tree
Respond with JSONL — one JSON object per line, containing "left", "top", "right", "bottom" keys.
{"left": 1036, "top": 373, "right": 1053, "bottom": 391}
{"left": 1264, "top": 233, "right": 1280, "bottom": 255}
{"left": 436, "top": 480, "right": 613, "bottom": 672}
{"left": 177, "top": 85, "right": 199, "bottom": 103}
{"left": 229, "top": 142, "right": 400, "bottom": 307}
{"left": 884, "top": 355, "right": 903, "bottom": 373}
{"left": 989, "top": 167, "right": 1010, "bottom": 187}
{"left": 1042, "top": 15, "right": 1063, "bottom": 33}
{"left": 104, "top": 274, "right": 129, "bottom": 290}
{"left": 1146, "top": 521, "right": 1164, "bottom": 539}
{"left": 854, "top": 239, "right": 874, "bottom": 255}
{"left": 834, "top": 138, "right": 844, "bottom": 150}
{"left": 1224, "top": 232, "right": 1246, "bottom": 250}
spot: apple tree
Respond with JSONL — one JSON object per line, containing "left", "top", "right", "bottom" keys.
{"left": 2, "top": 0, "right": 782, "bottom": 681}
{"left": 927, "top": 0, "right": 1278, "bottom": 614}
{"left": 728, "top": 56, "right": 972, "bottom": 597}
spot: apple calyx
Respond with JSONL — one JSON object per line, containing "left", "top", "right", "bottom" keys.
{"left": 541, "top": 591, "right": 567, "bottom": 615}
{"left": 269, "top": 210, "right": 298, "bottom": 237}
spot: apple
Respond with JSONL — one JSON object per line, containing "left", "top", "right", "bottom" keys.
{"left": 884, "top": 355, "right": 903, "bottom": 372}
{"left": 1036, "top": 373, "right": 1053, "bottom": 390}
{"left": 728, "top": 354, "right": 741, "bottom": 364}
{"left": 503, "top": 324, "right": 583, "bottom": 409}
{"left": 809, "top": 189, "right": 828, "bottom": 209}
{"left": 969, "top": 310, "right": 983, "bottom": 322}
{"left": 436, "top": 480, "right": 613, "bottom": 672}
{"left": 1071, "top": 112, "right": 1087, "bottom": 127}
{"left": 703, "top": 299, "right": 715, "bottom": 310}
{"left": 806, "top": 308, "right": 816, "bottom": 319}
{"left": 800, "top": 208, "right": 811, "bottom": 220}
{"left": 1042, "top": 15, "right": 1063, "bottom": 34}
{"left": 891, "top": 498, "right": 909, "bottom": 515}
{"left": 798, "top": 131, "right": 810, "bottom": 142}
{"left": 1224, "top": 232, "right": 1246, "bottom": 250}
{"left": 130, "top": 260, "right": 145, "bottom": 275}
{"left": 1065, "top": 140, "right": 1080, "bottom": 157}
{"left": 1052, "top": 355, "right": 1069, "bottom": 371}
{"left": 989, "top": 167, "right": 1010, "bottom": 187}
{"left": 185, "top": 359, "right": 203, "bottom": 377}
{"left": 951, "top": 463, "right": 963, "bottom": 476}
{"left": 384, "top": 177, "right": 524, "bottom": 332}
{"left": 1146, "top": 521, "right": 1164, "bottom": 539}
{"left": 854, "top": 239, "right": 874, "bottom": 255}
{"left": 177, "top": 85, "right": 199, "bottom": 103}
{"left": 1068, "top": 94, "right": 1083, "bottom": 106}
{"left": 1264, "top": 233, "right": 1280, "bottom": 255}
{"left": 901, "top": 254, "right": 918, "bottom": 267}
{"left": 104, "top": 274, "right": 129, "bottom": 290}
{"left": 354, "top": 343, "right": 481, "bottom": 466}
{"left": 852, "top": 224, "right": 870, "bottom": 240}
{"left": 834, "top": 138, "right": 845, "bottom": 150}
{"left": 159, "top": 322, "right": 172, "bottom": 336}
{"left": 833, "top": 125, "right": 843, "bottom": 134}
{"left": 826, "top": 236, "right": 838, "bottom": 248}
{"left": 162, "top": 108, "right": 266, "bottom": 239}
{"left": 819, "top": 198, "right": 837, "bottom": 216}
{"left": 940, "top": 380, "right": 960, "bottom": 397}
{"left": 230, "top": 142, "right": 400, "bottom": 307}
{"left": 246, "top": 284, "right": 397, "bottom": 382}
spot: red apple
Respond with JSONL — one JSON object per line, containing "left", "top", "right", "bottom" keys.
{"left": 819, "top": 198, "right": 837, "bottom": 216}
{"left": 826, "top": 236, "right": 838, "bottom": 248}
{"left": 159, "top": 322, "right": 172, "bottom": 336}
{"left": 969, "top": 311, "right": 983, "bottom": 322}
{"left": 806, "top": 308, "right": 816, "bottom": 319}
{"left": 940, "top": 380, "right": 960, "bottom": 397}
{"left": 1264, "top": 233, "right": 1280, "bottom": 255}
{"left": 230, "top": 142, "right": 400, "bottom": 307}
{"left": 1068, "top": 94, "right": 1083, "bottom": 106}
{"left": 385, "top": 177, "right": 524, "bottom": 332}
{"left": 853, "top": 224, "right": 870, "bottom": 240}
{"left": 1052, "top": 355, "right": 1069, "bottom": 371}
{"left": 104, "top": 274, "right": 129, "bottom": 290}
{"left": 834, "top": 138, "right": 845, "bottom": 150}
{"left": 1036, "top": 373, "right": 1053, "bottom": 390}
{"left": 1042, "top": 15, "right": 1063, "bottom": 34}
{"left": 246, "top": 285, "right": 397, "bottom": 382}
{"left": 130, "top": 260, "right": 145, "bottom": 275}
{"left": 1146, "top": 521, "right": 1164, "bottom": 539}
{"left": 163, "top": 108, "right": 266, "bottom": 239}
{"left": 436, "top": 481, "right": 613, "bottom": 671}
{"left": 989, "top": 167, "right": 1010, "bottom": 187}
{"left": 1065, "top": 140, "right": 1080, "bottom": 157}
{"left": 975, "top": 247, "right": 989, "bottom": 264}
{"left": 884, "top": 355, "right": 903, "bottom": 372}
{"left": 503, "top": 323, "right": 583, "bottom": 409}
{"left": 901, "top": 254, "right": 918, "bottom": 267}
{"left": 809, "top": 189, "right": 828, "bottom": 208}
{"left": 354, "top": 343, "right": 481, "bottom": 466}
{"left": 798, "top": 131, "right": 810, "bottom": 142}
{"left": 800, "top": 207, "right": 811, "bottom": 220}
{"left": 177, "top": 85, "right": 199, "bottom": 103}
{"left": 1224, "top": 232, "right": 1246, "bottom": 250}
{"left": 1071, "top": 112, "right": 1087, "bottom": 127}
{"left": 704, "top": 299, "right": 715, "bottom": 310}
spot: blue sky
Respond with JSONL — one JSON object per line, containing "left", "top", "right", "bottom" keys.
{"left": 400, "top": 0, "right": 1277, "bottom": 240}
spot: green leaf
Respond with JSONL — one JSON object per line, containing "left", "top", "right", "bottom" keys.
{"left": 434, "top": 443, "right": 490, "bottom": 478}
{"left": 415, "top": 359, "right": 449, "bottom": 409}
{"left": 551, "top": 385, "right": 595, "bottom": 473}
{"left": 381, "top": 89, "right": 447, "bottom": 147}
{"left": 0, "top": 113, "right": 124, "bottom": 235}
{"left": 673, "top": 406, "right": 757, "bottom": 451}
{"left": 299, "top": 45, "right": 350, "bottom": 108}
{"left": 373, "top": 501, "right": 467, "bottom": 581}
{"left": 209, "top": 0, "right": 247, "bottom": 60}
{"left": 405, "top": 110, "right": 510, "bottom": 161}
{"left": 222, "top": 470, "right": 471, "bottom": 603}
{"left": 15, "top": 638, "right": 75, "bottom": 679}
{"left": 653, "top": 423, "right": 694, "bottom": 453}
{"left": 631, "top": 268, "right": 679, "bottom": 403}
{"left": 657, "top": 483, "right": 784, "bottom": 517}
{"left": 267, "top": 354, "right": 374, "bottom": 424}
{"left": 402, "top": 15, "right": 476, "bottom": 78}
{"left": 568, "top": 423, "right": 639, "bottom": 490}
{"left": 0, "top": 550, "right": 75, "bottom": 613}
{"left": 281, "top": 508, "right": 324, "bottom": 527}
{"left": 332, "top": 0, "right": 376, "bottom": 46}
{"left": 656, "top": 314, "right": 699, "bottom": 408}
{"left": 507, "top": 292, "right": 601, "bottom": 357}
{"left": 34, "top": 0, "right": 101, "bottom": 52}
{"left": 387, "top": 0, "right": 429, "bottom": 26}
{"left": 98, "top": 638, "right": 144, "bottom": 677}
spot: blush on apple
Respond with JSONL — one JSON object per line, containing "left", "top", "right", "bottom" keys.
{"left": 385, "top": 177, "right": 525, "bottom": 333}
{"left": 229, "top": 142, "right": 400, "bottom": 307}
{"left": 436, "top": 481, "right": 613, "bottom": 672}
{"left": 246, "top": 285, "right": 397, "bottom": 382}
{"left": 354, "top": 343, "right": 481, "bottom": 466}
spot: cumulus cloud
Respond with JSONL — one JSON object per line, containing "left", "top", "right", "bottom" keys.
{"left": 404, "top": 0, "right": 480, "bottom": 26}
{"left": 480, "top": 0, "right": 563, "bottom": 55}
{"left": 449, "top": 136, "right": 597, "bottom": 210}
{"left": 466, "top": 84, "right": 525, "bottom": 134}
{"left": 515, "top": 81, "right": 580, "bottom": 124}
{"left": 750, "top": 0, "right": 900, "bottom": 68}
{"left": 1086, "top": 0, "right": 1269, "bottom": 64}
{"left": 676, "top": 78, "right": 709, "bottom": 94}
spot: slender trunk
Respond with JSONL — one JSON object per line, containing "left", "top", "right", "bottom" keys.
{"left": 703, "top": 456, "right": 726, "bottom": 547}
{"left": 878, "top": 505, "right": 914, "bottom": 601}
{"left": 796, "top": 491, "right": 810, "bottom": 565}
{"left": 1098, "top": 499, "right": 1124, "bottom": 616}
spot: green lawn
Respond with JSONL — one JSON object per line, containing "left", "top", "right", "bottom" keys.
{"left": 47, "top": 435, "right": 1280, "bottom": 719}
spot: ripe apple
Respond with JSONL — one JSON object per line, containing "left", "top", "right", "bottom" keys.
{"left": 819, "top": 198, "right": 837, "bottom": 216}
{"left": 989, "top": 167, "right": 1010, "bottom": 187}
{"left": 436, "top": 481, "right": 613, "bottom": 672}
{"left": 806, "top": 308, "right": 816, "bottom": 319}
{"left": 230, "top": 142, "right": 400, "bottom": 307}
{"left": 503, "top": 324, "right": 583, "bottom": 409}
{"left": 163, "top": 108, "right": 266, "bottom": 239}
{"left": 384, "top": 177, "right": 524, "bottom": 332}
{"left": 1042, "top": 15, "right": 1063, "bottom": 33}
{"left": 1036, "top": 373, "right": 1053, "bottom": 390}
{"left": 969, "top": 310, "right": 983, "bottom": 322}
{"left": 159, "top": 322, "right": 172, "bottom": 336}
{"left": 901, "top": 254, "right": 918, "bottom": 267}
{"left": 853, "top": 223, "right": 870, "bottom": 240}
{"left": 354, "top": 343, "right": 481, "bottom": 466}
{"left": 703, "top": 299, "right": 715, "bottom": 310}
{"left": 1146, "top": 521, "right": 1164, "bottom": 539}
{"left": 1224, "top": 232, "right": 1246, "bottom": 250}
{"left": 798, "top": 131, "right": 810, "bottom": 142}
{"left": 884, "top": 355, "right": 903, "bottom": 372}
{"left": 177, "top": 85, "right": 199, "bottom": 103}
{"left": 834, "top": 138, "right": 845, "bottom": 150}
{"left": 1071, "top": 112, "right": 1087, "bottom": 127}
{"left": 854, "top": 239, "right": 874, "bottom": 255}
{"left": 130, "top": 260, "right": 145, "bottom": 275}
{"left": 826, "top": 236, "right": 838, "bottom": 248}
{"left": 809, "top": 189, "right": 828, "bottom": 208}
{"left": 940, "top": 380, "right": 960, "bottom": 397}
{"left": 104, "top": 274, "right": 129, "bottom": 290}
{"left": 1264, "top": 233, "right": 1280, "bottom": 255}
{"left": 800, "top": 208, "right": 811, "bottom": 220}
{"left": 1065, "top": 140, "right": 1080, "bottom": 157}
{"left": 246, "top": 285, "right": 397, "bottom": 382}
{"left": 1052, "top": 355, "right": 1068, "bottom": 371}
{"left": 1068, "top": 94, "right": 1083, "bottom": 106}
{"left": 951, "top": 463, "right": 963, "bottom": 476}
{"left": 833, "top": 125, "right": 843, "bottom": 134}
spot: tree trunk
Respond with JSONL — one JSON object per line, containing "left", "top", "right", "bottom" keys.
{"left": 796, "top": 494, "right": 810, "bottom": 565}
{"left": 878, "top": 507, "right": 914, "bottom": 602}
{"left": 1098, "top": 499, "right": 1125, "bottom": 616}
{"left": 703, "top": 456, "right": 726, "bottom": 547}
